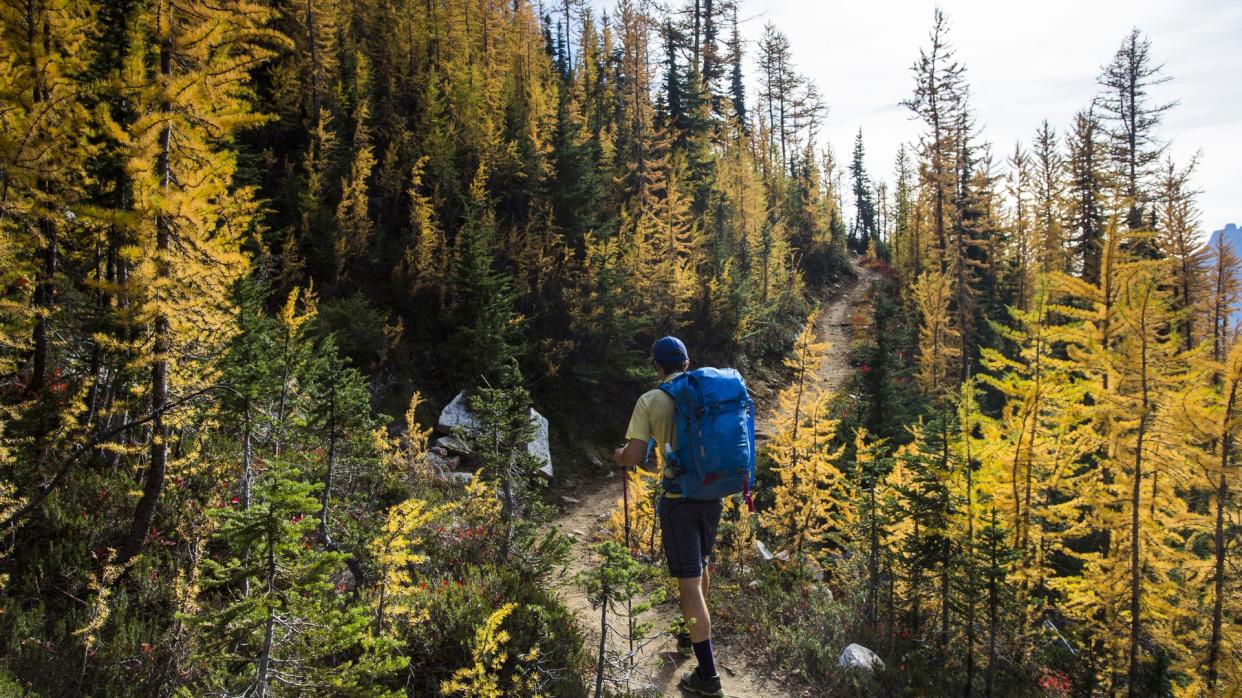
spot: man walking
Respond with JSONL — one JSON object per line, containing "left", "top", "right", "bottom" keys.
{"left": 613, "top": 336, "right": 730, "bottom": 697}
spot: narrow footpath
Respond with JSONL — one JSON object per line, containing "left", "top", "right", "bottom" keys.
{"left": 553, "top": 260, "right": 880, "bottom": 697}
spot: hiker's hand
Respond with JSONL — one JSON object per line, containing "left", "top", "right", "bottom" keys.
{"left": 613, "top": 439, "right": 645, "bottom": 469}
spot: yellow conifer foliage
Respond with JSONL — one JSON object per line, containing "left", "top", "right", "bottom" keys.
{"left": 1047, "top": 236, "right": 1200, "bottom": 694}
{"left": 912, "top": 269, "right": 962, "bottom": 396}
{"left": 402, "top": 157, "right": 447, "bottom": 296}
{"left": 370, "top": 498, "right": 448, "bottom": 629}
{"left": 104, "top": 0, "right": 284, "bottom": 562}
{"left": 440, "top": 602, "right": 543, "bottom": 698}
{"left": 977, "top": 278, "right": 1094, "bottom": 599}
{"left": 760, "top": 318, "right": 848, "bottom": 561}
{"left": 334, "top": 51, "right": 375, "bottom": 281}
{"left": 1173, "top": 334, "right": 1242, "bottom": 691}
{"left": 375, "top": 391, "right": 434, "bottom": 478}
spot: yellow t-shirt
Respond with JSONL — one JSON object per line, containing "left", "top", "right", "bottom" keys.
{"left": 624, "top": 372, "right": 683, "bottom": 498}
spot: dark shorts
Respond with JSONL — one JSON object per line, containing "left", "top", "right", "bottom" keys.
{"left": 658, "top": 497, "right": 723, "bottom": 579}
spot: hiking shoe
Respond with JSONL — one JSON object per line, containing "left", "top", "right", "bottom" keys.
{"left": 675, "top": 630, "right": 693, "bottom": 654}
{"left": 678, "top": 668, "right": 724, "bottom": 697}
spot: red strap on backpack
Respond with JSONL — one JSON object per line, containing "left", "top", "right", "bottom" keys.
{"left": 743, "top": 478, "right": 754, "bottom": 513}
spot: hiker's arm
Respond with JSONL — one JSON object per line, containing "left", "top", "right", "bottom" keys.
{"left": 613, "top": 439, "right": 647, "bottom": 468}
{"left": 618, "top": 396, "right": 651, "bottom": 468}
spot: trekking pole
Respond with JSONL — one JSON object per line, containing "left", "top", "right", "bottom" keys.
{"left": 619, "top": 445, "right": 635, "bottom": 663}
{"left": 621, "top": 458, "right": 631, "bottom": 551}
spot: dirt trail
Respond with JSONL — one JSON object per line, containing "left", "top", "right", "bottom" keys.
{"left": 553, "top": 260, "right": 878, "bottom": 697}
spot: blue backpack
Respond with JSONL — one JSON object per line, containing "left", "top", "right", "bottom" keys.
{"left": 658, "top": 367, "right": 756, "bottom": 507}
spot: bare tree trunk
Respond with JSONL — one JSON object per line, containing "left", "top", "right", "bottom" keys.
{"left": 1127, "top": 338, "right": 1150, "bottom": 698}
{"left": 1206, "top": 376, "right": 1235, "bottom": 689}
{"left": 119, "top": 29, "right": 174, "bottom": 566}
{"left": 985, "top": 508, "right": 999, "bottom": 698}
{"left": 242, "top": 401, "right": 253, "bottom": 597}
{"left": 30, "top": 214, "right": 56, "bottom": 393}
{"left": 593, "top": 602, "right": 607, "bottom": 698}
{"left": 255, "top": 509, "right": 277, "bottom": 697}
{"left": 867, "top": 484, "right": 879, "bottom": 627}
{"left": 26, "top": 0, "right": 53, "bottom": 395}
{"left": 964, "top": 406, "right": 976, "bottom": 697}
{"left": 319, "top": 378, "right": 366, "bottom": 586}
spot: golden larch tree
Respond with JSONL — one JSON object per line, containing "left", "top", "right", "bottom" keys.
{"left": 106, "top": 0, "right": 283, "bottom": 564}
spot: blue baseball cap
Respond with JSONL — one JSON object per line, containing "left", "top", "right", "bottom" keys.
{"left": 651, "top": 336, "right": 688, "bottom": 365}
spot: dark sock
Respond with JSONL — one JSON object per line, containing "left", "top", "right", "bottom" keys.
{"left": 692, "top": 638, "right": 716, "bottom": 679}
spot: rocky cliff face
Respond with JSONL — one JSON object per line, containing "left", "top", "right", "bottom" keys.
{"left": 1211, "top": 222, "right": 1241, "bottom": 249}
{"left": 1209, "top": 223, "right": 1242, "bottom": 325}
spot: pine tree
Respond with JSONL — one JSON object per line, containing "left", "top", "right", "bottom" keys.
{"left": 912, "top": 269, "right": 962, "bottom": 398}
{"left": 1154, "top": 156, "right": 1206, "bottom": 351}
{"left": 853, "top": 429, "right": 893, "bottom": 630}
{"left": 1004, "top": 143, "right": 1035, "bottom": 311}
{"left": 439, "top": 602, "right": 547, "bottom": 698}
{"left": 447, "top": 166, "right": 521, "bottom": 384}
{"left": 979, "top": 507, "right": 1017, "bottom": 697}
{"left": 400, "top": 157, "right": 448, "bottom": 300}
{"left": 1031, "top": 121, "right": 1067, "bottom": 275}
{"left": 725, "top": 3, "right": 747, "bottom": 134}
{"left": 1206, "top": 232, "right": 1242, "bottom": 366}
{"left": 904, "top": 9, "right": 987, "bottom": 384}
{"left": 108, "top": 0, "right": 282, "bottom": 566}
{"left": 850, "top": 129, "right": 879, "bottom": 253}
{"left": 0, "top": 0, "right": 93, "bottom": 394}
{"left": 370, "top": 494, "right": 453, "bottom": 633}
{"left": 333, "top": 52, "right": 376, "bottom": 283}
{"left": 902, "top": 9, "right": 968, "bottom": 275}
{"left": 270, "top": 0, "right": 340, "bottom": 130}
{"left": 190, "top": 460, "right": 402, "bottom": 696}
{"left": 576, "top": 540, "right": 664, "bottom": 697}
{"left": 217, "top": 279, "right": 286, "bottom": 597}
{"left": 466, "top": 361, "right": 546, "bottom": 562}
{"left": 1052, "top": 237, "right": 1194, "bottom": 696}
{"left": 306, "top": 333, "right": 376, "bottom": 584}
{"left": 893, "top": 410, "right": 958, "bottom": 655}
{"left": 891, "top": 145, "right": 919, "bottom": 279}
{"left": 761, "top": 319, "right": 849, "bottom": 561}
{"left": 978, "top": 277, "right": 1093, "bottom": 628}
{"left": 1096, "top": 29, "right": 1175, "bottom": 232}
{"left": 756, "top": 23, "right": 821, "bottom": 178}
{"left": 1067, "top": 108, "right": 1108, "bottom": 284}
{"left": 1174, "top": 335, "right": 1242, "bottom": 691}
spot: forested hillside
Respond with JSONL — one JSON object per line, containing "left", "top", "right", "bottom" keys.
{"left": 0, "top": 0, "right": 1236, "bottom": 696}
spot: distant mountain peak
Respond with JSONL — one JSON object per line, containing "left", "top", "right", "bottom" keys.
{"left": 1210, "top": 222, "right": 1240, "bottom": 246}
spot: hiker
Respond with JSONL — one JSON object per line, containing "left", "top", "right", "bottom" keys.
{"left": 612, "top": 336, "right": 756, "bottom": 698}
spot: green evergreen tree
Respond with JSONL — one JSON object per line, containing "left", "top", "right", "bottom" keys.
{"left": 447, "top": 168, "right": 522, "bottom": 385}
{"left": 850, "top": 129, "right": 879, "bottom": 253}
{"left": 188, "top": 460, "right": 403, "bottom": 696}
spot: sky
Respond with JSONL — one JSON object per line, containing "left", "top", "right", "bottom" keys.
{"left": 589, "top": 0, "right": 1242, "bottom": 239}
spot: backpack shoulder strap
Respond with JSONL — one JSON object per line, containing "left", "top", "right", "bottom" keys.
{"left": 657, "top": 373, "right": 689, "bottom": 405}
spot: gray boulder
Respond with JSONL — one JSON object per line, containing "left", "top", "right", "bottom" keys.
{"left": 436, "top": 392, "right": 474, "bottom": 433}
{"left": 837, "top": 643, "right": 884, "bottom": 672}
{"left": 435, "top": 435, "right": 472, "bottom": 455}
{"left": 527, "top": 409, "right": 552, "bottom": 477}
{"left": 426, "top": 450, "right": 459, "bottom": 474}
{"left": 436, "top": 391, "right": 553, "bottom": 478}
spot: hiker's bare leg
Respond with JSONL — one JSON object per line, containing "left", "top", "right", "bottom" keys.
{"left": 678, "top": 575, "right": 712, "bottom": 643}
{"left": 701, "top": 560, "right": 710, "bottom": 597}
